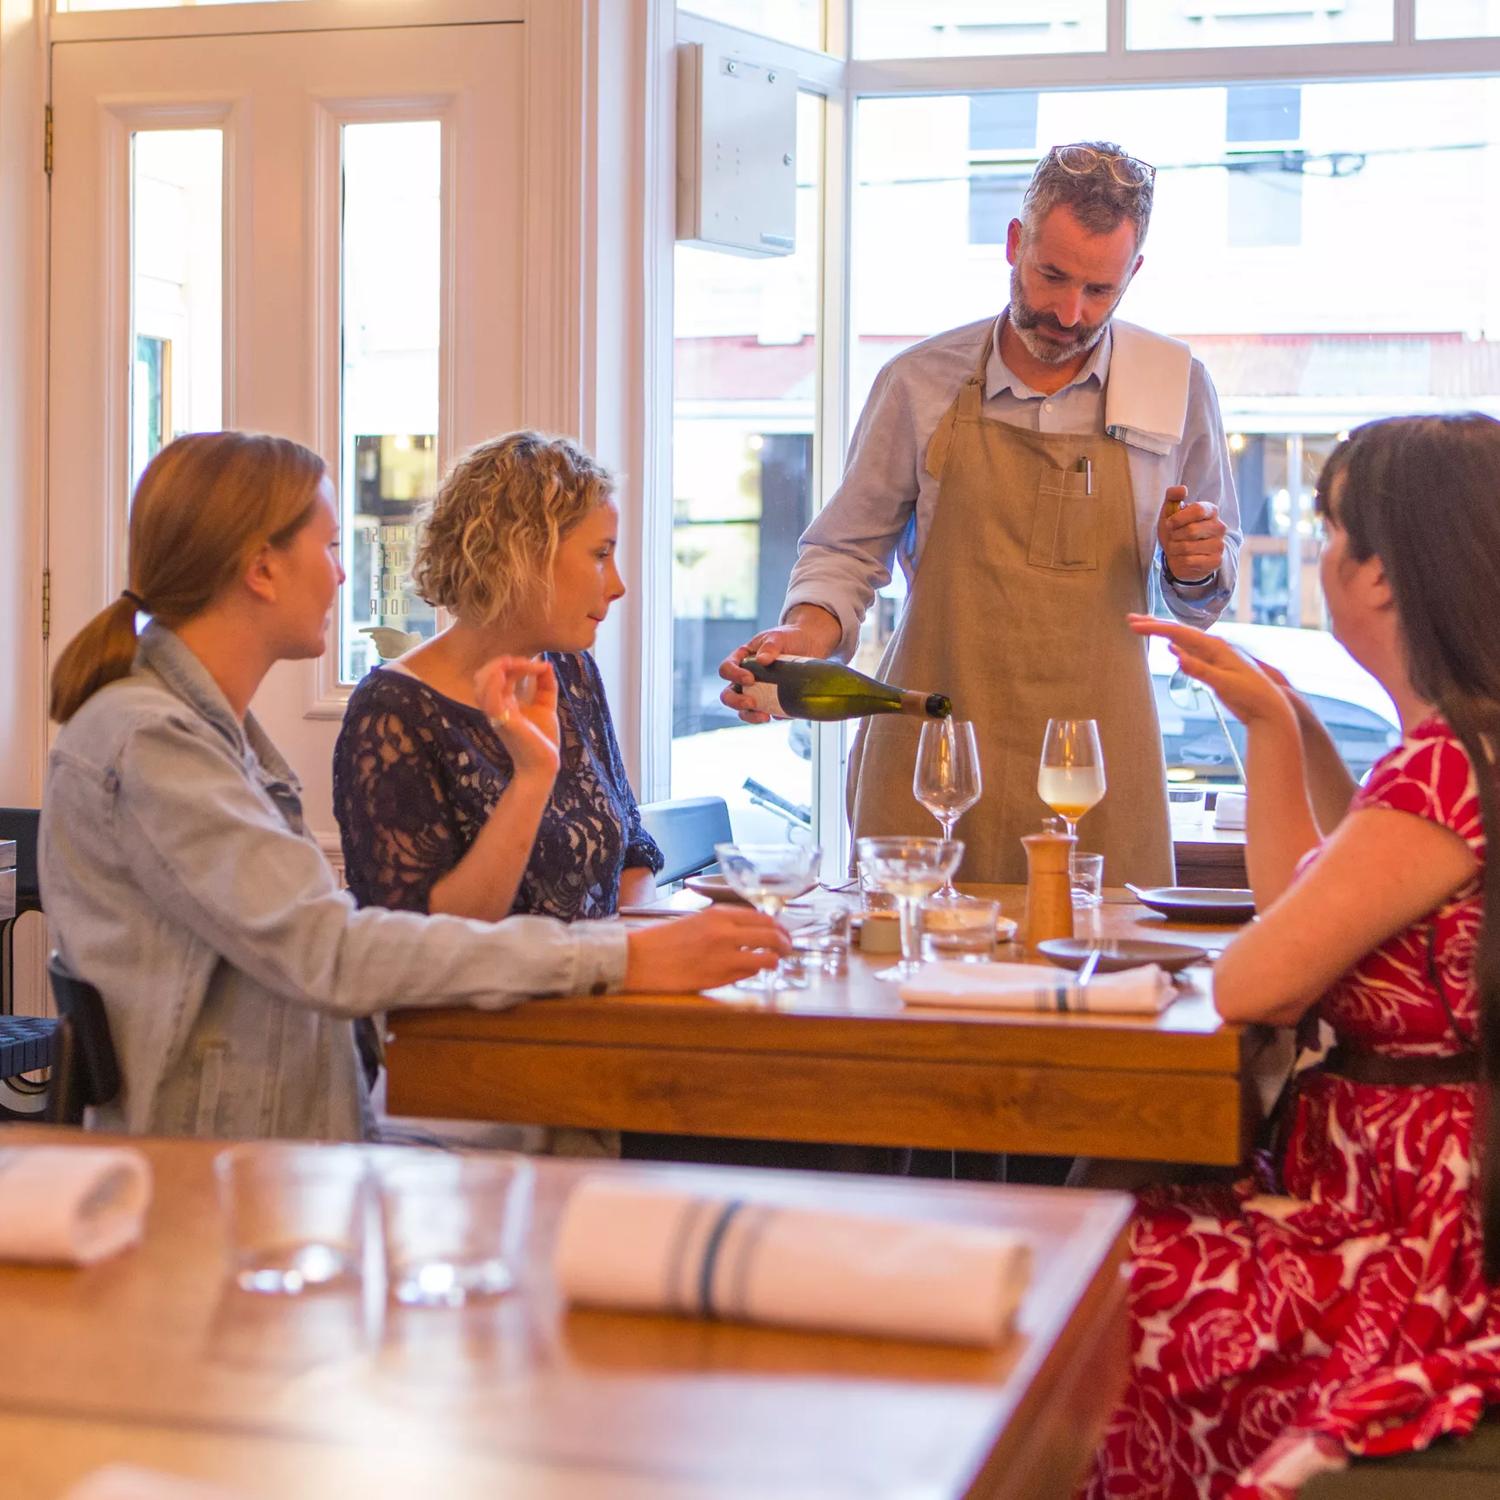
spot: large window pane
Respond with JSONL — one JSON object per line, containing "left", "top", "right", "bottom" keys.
{"left": 1417, "top": 0, "right": 1500, "bottom": 37}
{"left": 856, "top": 1, "right": 1106, "bottom": 58}
{"left": 852, "top": 78, "right": 1498, "bottom": 780}
{"left": 680, "top": 1, "right": 822, "bottom": 49}
{"left": 339, "top": 120, "right": 441, "bottom": 686}
{"left": 1128, "top": 0, "right": 1392, "bottom": 50}
{"left": 130, "top": 130, "right": 222, "bottom": 492}
{"left": 672, "top": 93, "right": 821, "bottom": 840}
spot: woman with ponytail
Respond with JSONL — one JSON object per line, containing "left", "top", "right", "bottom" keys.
{"left": 41, "top": 432, "right": 786, "bottom": 1141}
{"left": 1086, "top": 414, "right": 1500, "bottom": 1497}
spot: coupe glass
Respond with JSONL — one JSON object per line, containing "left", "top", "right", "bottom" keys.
{"left": 713, "top": 841, "right": 822, "bottom": 994}
{"left": 855, "top": 836, "right": 963, "bottom": 982}
{"left": 913, "top": 719, "right": 981, "bottom": 898}
{"left": 1037, "top": 717, "right": 1106, "bottom": 841}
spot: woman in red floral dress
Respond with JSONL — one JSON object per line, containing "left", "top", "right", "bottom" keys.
{"left": 1086, "top": 413, "right": 1500, "bottom": 1499}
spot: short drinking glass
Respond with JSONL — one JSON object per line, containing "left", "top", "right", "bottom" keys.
{"left": 378, "top": 1151, "right": 534, "bottom": 1307}
{"left": 920, "top": 894, "right": 999, "bottom": 963}
{"left": 215, "top": 1143, "right": 370, "bottom": 1295}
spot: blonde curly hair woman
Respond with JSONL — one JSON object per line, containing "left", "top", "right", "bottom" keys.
{"left": 334, "top": 431, "right": 664, "bottom": 923}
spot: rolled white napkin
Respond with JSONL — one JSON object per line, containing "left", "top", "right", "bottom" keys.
{"left": 554, "top": 1177, "right": 1031, "bottom": 1347}
{"left": 900, "top": 960, "right": 1173, "bottom": 1015}
{"left": 1214, "top": 790, "right": 1247, "bottom": 830}
{"left": 0, "top": 1145, "right": 151, "bottom": 1265}
{"left": 64, "top": 1468, "right": 244, "bottom": 1500}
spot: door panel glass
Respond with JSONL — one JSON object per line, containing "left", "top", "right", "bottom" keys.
{"left": 1128, "top": 0, "right": 1392, "bottom": 50}
{"left": 130, "top": 129, "right": 222, "bottom": 492}
{"left": 671, "top": 92, "right": 821, "bottom": 841}
{"left": 856, "top": 1, "right": 1107, "bottom": 58}
{"left": 339, "top": 119, "right": 441, "bottom": 686}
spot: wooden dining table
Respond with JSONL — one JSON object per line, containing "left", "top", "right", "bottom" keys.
{"left": 387, "top": 886, "right": 1270, "bottom": 1168}
{"left": 1, "top": 1128, "right": 1134, "bottom": 1499}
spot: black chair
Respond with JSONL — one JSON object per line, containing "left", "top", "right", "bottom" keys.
{"left": 1301, "top": 1415, "right": 1500, "bottom": 1498}
{"left": 0, "top": 808, "right": 42, "bottom": 1016}
{"left": 638, "top": 796, "right": 732, "bottom": 885}
{"left": 44, "top": 955, "right": 121, "bottom": 1126}
{"left": 0, "top": 1015, "right": 59, "bottom": 1120}
{"left": 0, "top": 810, "right": 51, "bottom": 1119}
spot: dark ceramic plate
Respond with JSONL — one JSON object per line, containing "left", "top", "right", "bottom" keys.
{"left": 1125, "top": 884, "right": 1256, "bottom": 924}
{"left": 1037, "top": 937, "right": 1209, "bottom": 975}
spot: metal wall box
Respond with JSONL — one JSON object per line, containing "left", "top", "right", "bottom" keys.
{"left": 676, "top": 41, "right": 797, "bottom": 259}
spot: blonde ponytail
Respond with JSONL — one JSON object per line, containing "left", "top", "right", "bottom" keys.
{"left": 48, "top": 432, "right": 326, "bottom": 723}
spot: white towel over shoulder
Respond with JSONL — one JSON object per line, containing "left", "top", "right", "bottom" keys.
{"left": 1104, "top": 320, "right": 1193, "bottom": 456}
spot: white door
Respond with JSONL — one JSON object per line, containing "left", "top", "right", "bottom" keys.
{"left": 49, "top": 23, "right": 524, "bottom": 853}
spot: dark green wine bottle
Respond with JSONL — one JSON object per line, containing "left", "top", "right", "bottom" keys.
{"left": 741, "top": 655, "right": 951, "bottom": 722}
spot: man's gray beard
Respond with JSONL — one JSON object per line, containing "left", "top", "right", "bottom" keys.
{"left": 1010, "top": 314, "right": 1109, "bottom": 367}
{"left": 1008, "top": 262, "right": 1112, "bottom": 365}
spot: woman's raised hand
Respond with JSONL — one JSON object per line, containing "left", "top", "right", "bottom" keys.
{"left": 1127, "top": 614, "right": 1298, "bottom": 732}
{"left": 623, "top": 907, "right": 791, "bottom": 993}
{"left": 475, "top": 656, "right": 562, "bottom": 781}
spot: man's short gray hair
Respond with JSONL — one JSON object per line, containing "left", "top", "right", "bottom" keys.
{"left": 1021, "top": 140, "right": 1154, "bottom": 251}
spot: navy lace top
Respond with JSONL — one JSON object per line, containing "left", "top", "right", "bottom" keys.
{"left": 333, "top": 653, "right": 662, "bottom": 921}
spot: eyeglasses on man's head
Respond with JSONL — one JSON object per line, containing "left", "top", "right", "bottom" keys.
{"left": 1050, "top": 144, "right": 1156, "bottom": 188}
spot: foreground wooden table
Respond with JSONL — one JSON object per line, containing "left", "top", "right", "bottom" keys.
{"left": 388, "top": 886, "right": 1264, "bottom": 1166}
{"left": 1, "top": 1130, "right": 1133, "bottom": 1499}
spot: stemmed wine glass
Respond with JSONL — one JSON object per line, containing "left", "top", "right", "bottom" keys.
{"left": 713, "top": 842, "right": 822, "bottom": 995}
{"left": 1037, "top": 718, "right": 1106, "bottom": 842}
{"left": 855, "top": 836, "right": 963, "bottom": 982}
{"left": 913, "top": 719, "right": 981, "bottom": 899}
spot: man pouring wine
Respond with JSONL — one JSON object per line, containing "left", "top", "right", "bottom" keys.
{"left": 720, "top": 141, "right": 1241, "bottom": 884}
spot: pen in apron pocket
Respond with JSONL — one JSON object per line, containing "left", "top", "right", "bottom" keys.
{"left": 1076, "top": 456, "right": 1093, "bottom": 496}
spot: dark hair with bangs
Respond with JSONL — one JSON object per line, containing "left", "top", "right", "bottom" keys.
{"left": 1317, "top": 412, "right": 1500, "bottom": 1279}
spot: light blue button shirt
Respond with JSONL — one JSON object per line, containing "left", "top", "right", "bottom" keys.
{"left": 785, "top": 314, "right": 1242, "bottom": 660}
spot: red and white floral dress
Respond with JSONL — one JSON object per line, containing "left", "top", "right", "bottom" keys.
{"left": 1085, "top": 717, "right": 1499, "bottom": 1499}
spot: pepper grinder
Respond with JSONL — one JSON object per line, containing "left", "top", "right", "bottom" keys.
{"left": 1021, "top": 828, "right": 1075, "bottom": 950}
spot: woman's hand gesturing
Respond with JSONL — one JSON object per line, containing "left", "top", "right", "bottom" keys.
{"left": 475, "top": 656, "right": 561, "bottom": 782}
{"left": 1127, "top": 615, "right": 1297, "bottom": 733}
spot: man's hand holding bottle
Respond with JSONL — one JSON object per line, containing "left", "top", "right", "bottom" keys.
{"left": 718, "top": 604, "right": 843, "bottom": 724}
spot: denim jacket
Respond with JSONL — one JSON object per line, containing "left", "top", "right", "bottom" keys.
{"left": 40, "top": 624, "right": 628, "bottom": 1141}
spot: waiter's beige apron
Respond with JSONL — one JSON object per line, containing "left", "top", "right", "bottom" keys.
{"left": 847, "top": 334, "right": 1174, "bottom": 886}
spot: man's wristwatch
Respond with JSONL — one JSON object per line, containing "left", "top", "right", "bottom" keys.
{"left": 1160, "top": 555, "right": 1216, "bottom": 588}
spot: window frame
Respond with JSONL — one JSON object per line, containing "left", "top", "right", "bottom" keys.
{"left": 664, "top": 0, "right": 1500, "bottom": 870}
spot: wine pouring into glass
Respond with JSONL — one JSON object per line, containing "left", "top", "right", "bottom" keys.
{"left": 913, "top": 719, "right": 981, "bottom": 899}
{"left": 1037, "top": 718, "right": 1106, "bottom": 843}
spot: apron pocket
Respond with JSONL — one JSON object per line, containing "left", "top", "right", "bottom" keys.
{"left": 1027, "top": 471, "right": 1098, "bottom": 572}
